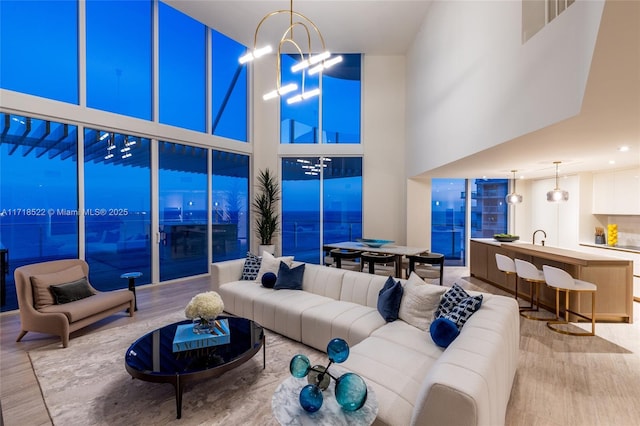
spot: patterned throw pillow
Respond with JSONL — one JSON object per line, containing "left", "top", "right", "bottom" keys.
{"left": 241, "top": 252, "right": 262, "bottom": 281}
{"left": 433, "top": 283, "right": 469, "bottom": 318}
{"left": 442, "top": 294, "right": 483, "bottom": 329}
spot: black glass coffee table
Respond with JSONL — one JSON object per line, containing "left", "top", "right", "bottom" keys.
{"left": 125, "top": 316, "right": 265, "bottom": 419}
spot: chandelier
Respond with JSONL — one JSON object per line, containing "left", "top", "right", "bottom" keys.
{"left": 505, "top": 170, "right": 523, "bottom": 204}
{"left": 238, "top": 0, "right": 342, "bottom": 104}
{"left": 546, "top": 161, "right": 569, "bottom": 202}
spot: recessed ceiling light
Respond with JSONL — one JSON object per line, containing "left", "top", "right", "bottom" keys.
{"left": 618, "top": 146, "right": 630, "bottom": 152}
{"left": 609, "top": 160, "right": 616, "bottom": 164}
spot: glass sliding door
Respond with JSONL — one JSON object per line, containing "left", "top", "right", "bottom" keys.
{"left": 159, "top": 141, "right": 209, "bottom": 281}
{"left": 84, "top": 129, "right": 151, "bottom": 289}
{"left": 282, "top": 158, "right": 321, "bottom": 263}
{"left": 0, "top": 114, "right": 78, "bottom": 312}
{"left": 282, "top": 157, "right": 362, "bottom": 264}
{"left": 431, "top": 179, "right": 467, "bottom": 266}
{"left": 322, "top": 157, "right": 363, "bottom": 245}
{"left": 211, "top": 150, "right": 249, "bottom": 262}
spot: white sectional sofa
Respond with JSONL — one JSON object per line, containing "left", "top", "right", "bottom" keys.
{"left": 211, "top": 259, "right": 519, "bottom": 426}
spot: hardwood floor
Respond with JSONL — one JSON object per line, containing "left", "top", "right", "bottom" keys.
{"left": 1, "top": 268, "right": 639, "bottom": 426}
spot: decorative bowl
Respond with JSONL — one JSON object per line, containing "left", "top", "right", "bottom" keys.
{"left": 356, "top": 238, "right": 395, "bottom": 248}
{"left": 493, "top": 234, "right": 520, "bottom": 243}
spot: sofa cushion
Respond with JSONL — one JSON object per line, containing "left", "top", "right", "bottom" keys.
{"left": 30, "top": 265, "right": 86, "bottom": 309}
{"left": 274, "top": 262, "right": 305, "bottom": 290}
{"left": 398, "top": 272, "right": 447, "bottom": 331}
{"left": 241, "top": 252, "right": 262, "bottom": 280}
{"left": 39, "top": 290, "right": 132, "bottom": 323}
{"left": 256, "top": 251, "right": 294, "bottom": 282}
{"left": 429, "top": 317, "right": 460, "bottom": 348}
{"left": 301, "top": 301, "right": 386, "bottom": 350}
{"left": 377, "top": 276, "right": 403, "bottom": 322}
{"left": 50, "top": 277, "right": 94, "bottom": 304}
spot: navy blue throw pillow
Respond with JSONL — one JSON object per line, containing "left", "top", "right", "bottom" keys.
{"left": 377, "top": 276, "right": 404, "bottom": 322}
{"left": 261, "top": 272, "right": 277, "bottom": 288}
{"left": 274, "top": 262, "right": 305, "bottom": 290}
{"left": 430, "top": 317, "right": 460, "bottom": 348}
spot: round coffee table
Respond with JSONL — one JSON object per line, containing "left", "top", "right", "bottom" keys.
{"left": 125, "top": 316, "right": 264, "bottom": 419}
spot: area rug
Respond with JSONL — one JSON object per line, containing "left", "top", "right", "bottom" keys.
{"left": 28, "top": 312, "right": 325, "bottom": 425}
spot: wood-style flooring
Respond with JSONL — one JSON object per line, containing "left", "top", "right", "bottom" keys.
{"left": 1, "top": 268, "right": 638, "bottom": 426}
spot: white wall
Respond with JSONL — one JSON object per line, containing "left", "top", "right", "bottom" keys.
{"left": 361, "top": 55, "right": 407, "bottom": 243}
{"left": 404, "top": 0, "right": 605, "bottom": 178}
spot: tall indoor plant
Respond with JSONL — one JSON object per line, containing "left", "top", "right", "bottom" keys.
{"left": 253, "top": 168, "right": 280, "bottom": 254}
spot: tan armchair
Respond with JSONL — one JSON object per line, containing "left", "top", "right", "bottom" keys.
{"left": 14, "top": 259, "right": 134, "bottom": 348}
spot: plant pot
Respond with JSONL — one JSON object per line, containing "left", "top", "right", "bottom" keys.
{"left": 259, "top": 244, "right": 275, "bottom": 256}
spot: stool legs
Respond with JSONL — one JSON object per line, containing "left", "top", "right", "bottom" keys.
{"left": 546, "top": 288, "right": 596, "bottom": 336}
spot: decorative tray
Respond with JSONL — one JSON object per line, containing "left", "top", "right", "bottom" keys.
{"left": 493, "top": 235, "right": 520, "bottom": 242}
{"left": 356, "top": 238, "right": 395, "bottom": 248}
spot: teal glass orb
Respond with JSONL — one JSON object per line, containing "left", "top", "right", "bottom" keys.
{"left": 289, "top": 354, "right": 311, "bottom": 378}
{"left": 335, "top": 373, "right": 368, "bottom": 411}
{"left": 299, "top": 384, "right": 323, "bottom": 413}
{"left": 327, "top": 338, "right": 350, "bottom": 363}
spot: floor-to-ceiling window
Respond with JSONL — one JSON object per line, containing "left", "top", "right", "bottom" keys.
{"left": 0, "top": 0, "right": 78, "bottom": 104}
{"left": 86, "top": 0, "right": 152, "bottom": 119}
{"left": 0, "top": 114, "right": 79, "bottom": 312}
{"left": 159, "top": 142, "right": 209, "bottom": 281}
{"left": 212, "top": 30, "right": 248, "bottom": 141}
{"left": 431, "top": 178, "right": 508, "bottom": 266}
{"left": 470, "top": 179, "right": 508, "bottom": 238}
{"left": 281, "top": 157, "right": 362, "bottom": 264}
{"left": 159, "top": 2, "right": 206, "bottom": 131}
{"left": 431, "top": 179, "right": 467, "bottom": 265}
{"left": 84, "top": 129, "right": 152, "bottom": 289}
{"left": 280, "top": 54, "right": 362, "bottom": 144}
{"left": 212, "top": 150, "right": 250, "bottom": 261}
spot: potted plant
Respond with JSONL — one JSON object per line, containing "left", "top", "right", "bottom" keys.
{"left": 252, "top": 168, "right": 280, "bottom": 255}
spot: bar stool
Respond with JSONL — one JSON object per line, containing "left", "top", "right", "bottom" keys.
{"left": 406, "top": 252, "right": 444, "bottom": 286}
{"left": 360, "top": 252, "right": 396, "bottom": 275}
{"left": 514, "top": 259, "right": 550, "bottom": 320}
{"left": 329, "top": 248, "right": 362, "bottom": 271}
{"left": 495, "top": 254, "right": 518, "bottom": 300}
{"left": 543, "top": 265, "right": 597, "bottom": 336}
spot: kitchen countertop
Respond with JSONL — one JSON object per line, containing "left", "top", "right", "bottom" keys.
{"left": 470, "top": 238, "right": 632, "bottom": 265}
{"left": 579, "top": 242, "right": 640, "bottom": 254}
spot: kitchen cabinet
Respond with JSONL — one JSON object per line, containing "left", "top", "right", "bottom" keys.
{"left": 592, "top": 168, "right": 640, "bottom": 214}
{"left": 470, "top": 239, "right": 634, "bottom": 323}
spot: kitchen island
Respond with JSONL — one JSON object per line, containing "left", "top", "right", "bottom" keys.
{"left": 470, "top": 239, "right": 634, "bottom": 323}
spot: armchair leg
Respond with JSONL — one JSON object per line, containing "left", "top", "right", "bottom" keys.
{"left": 62, "top": 334, "right": 69, "bottom": 348}
{"left": 16, "top": 330, "right": 27, "bottom": 342}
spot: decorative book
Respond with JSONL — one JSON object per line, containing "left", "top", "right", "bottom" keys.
{"left": 172, "top": 319, "right": 231, "bottom": 352}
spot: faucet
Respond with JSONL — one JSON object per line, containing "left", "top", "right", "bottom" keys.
{"left": 532, "top": 229, "right": 547, "bottom": 246}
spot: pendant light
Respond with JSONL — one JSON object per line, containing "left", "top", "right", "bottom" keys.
{"left": 505, "top": 170, "right": 522, "bottom": 204}
{"left": 546, "top": 161, "right": 569, "bottom": 202}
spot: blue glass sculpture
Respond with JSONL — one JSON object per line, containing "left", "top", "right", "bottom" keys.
{"left": 289, "top": 338, "right": 368, "bottom": 413}
{"left": 335, "top": 372, "right": 368, "bottom": 411}
{"left": 289, "top": 354, "right": 311, "bottom": 378}
{"left": 327, "top": 338, "right": 350, "bottom": 363}
{"left": 299, "top": 384, "right": 323, "bottom": 413}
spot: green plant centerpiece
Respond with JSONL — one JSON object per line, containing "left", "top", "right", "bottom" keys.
{"left": 252, "top": 168, "right": 281, "bottom": 247}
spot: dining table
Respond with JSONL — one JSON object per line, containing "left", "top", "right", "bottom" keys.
{"left": 324, "top": 241, "right": 429, "bottom": 278}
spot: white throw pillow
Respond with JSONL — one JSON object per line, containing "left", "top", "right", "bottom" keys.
{"left": 255, "top": 251, "right": 294, "bottom": 282}
{"left": 398, "top": 272, "right": 447, "bottom": 331}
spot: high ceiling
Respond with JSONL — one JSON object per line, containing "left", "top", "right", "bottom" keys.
{"left": 166, "top": 0, "right": 640, "bottom": 181}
